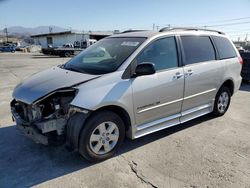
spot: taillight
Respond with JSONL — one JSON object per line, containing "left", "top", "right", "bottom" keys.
{"left": 239, "top": 56, "right": 243, "bottom": 65}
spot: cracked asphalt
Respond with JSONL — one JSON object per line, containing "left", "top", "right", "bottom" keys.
{"left": 0, "top": 53, "right": 250, "bottom": 188}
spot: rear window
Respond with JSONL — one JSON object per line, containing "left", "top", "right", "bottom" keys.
{"left": 212, "top": 36, "right": 237, "bottom": 59}
{"left": 181, "top": 36, "right": 216, "bottom": 65}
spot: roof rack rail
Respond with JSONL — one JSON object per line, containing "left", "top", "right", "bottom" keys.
{"left": 121, "top": 30, "right": 148, "bottom": 33}
{"left": 159, "top": 27, "right": 225, "bottom": 35}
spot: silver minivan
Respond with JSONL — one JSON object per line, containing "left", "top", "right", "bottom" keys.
{"left": 11, "top": 27, "right": 243, "bottom": 161}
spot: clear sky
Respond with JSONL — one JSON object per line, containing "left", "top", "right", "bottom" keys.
{"left": 0, "top": 0, "right": 250, "bottom": 40}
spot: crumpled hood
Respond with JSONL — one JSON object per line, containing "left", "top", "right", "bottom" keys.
{"left": 12, "top": 66, "right": 99, "bottom": 104}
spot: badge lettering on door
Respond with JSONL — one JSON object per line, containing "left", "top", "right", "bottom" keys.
{"left": 137, "top": 101, "right": 160, "bottom": 110}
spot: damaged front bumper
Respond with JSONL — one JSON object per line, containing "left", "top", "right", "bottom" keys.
{"left": 11, "top": 107, "right": 49, "bottom": 145}
{"left": 10, "top": 99, "right": 72, "bottom": 145}
{"left": 11, "top": 98, "right": 89, "bottom": 146}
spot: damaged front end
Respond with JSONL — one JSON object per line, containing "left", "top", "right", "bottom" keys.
{"left": 11, "top": 88, "right": 83, "bottom": 145}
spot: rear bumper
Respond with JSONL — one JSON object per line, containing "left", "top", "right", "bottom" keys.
{"left": 11, "top": 107, "right": 48, "bottom": 145}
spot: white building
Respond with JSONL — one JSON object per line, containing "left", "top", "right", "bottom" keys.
{"left": 31, "top": 31, "right": 113, "bottom": 48}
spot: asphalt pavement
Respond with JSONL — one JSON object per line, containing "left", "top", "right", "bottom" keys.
{"left": 0, "top": 53, "right": 250, "bottom": 188}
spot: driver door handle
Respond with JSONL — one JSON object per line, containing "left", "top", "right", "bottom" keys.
{"left": 185, "top": 69, "right": 194, "bottom": 77}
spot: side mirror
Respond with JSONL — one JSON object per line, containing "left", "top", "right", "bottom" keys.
{"left": 134, "top": 62, "right": 156, "bottom": 77}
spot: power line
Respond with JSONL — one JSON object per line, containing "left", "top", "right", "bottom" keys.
{"left": 119, "top": 16, "right": 250, "bottom": 32}
{"left": 159, "top": 16, "right": 250, "bottom": 29}
{"left": 204, "top": 21, "right": 250, "bottom": 28}
{"left": 197, "top": 16, "right": 250, "bottom": 25}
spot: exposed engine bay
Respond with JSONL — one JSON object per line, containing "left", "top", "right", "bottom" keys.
{"left": 11, "top": 88, "right": 79, "bottom": 144}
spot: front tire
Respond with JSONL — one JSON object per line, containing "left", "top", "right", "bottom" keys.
{"left": 79, "top": 110, "right": 125, "bottom": 162}
{"left": 212, "top": 87, "right": 231, "bottom": 116}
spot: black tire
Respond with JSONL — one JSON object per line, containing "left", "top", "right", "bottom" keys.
{"left": 212, "top": 87, "right": 231, "bottom": 116}
{"left": 78, "top": 110, "right": 125, "bottom": 162}
{"left": 64, "top": 51, "right": 70, "bottom": 57}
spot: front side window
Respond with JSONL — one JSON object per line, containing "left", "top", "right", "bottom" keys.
{"left": 212, "top": 36, "right": 237, "bottom": 59}
{"left": 135, "top": 37, "right": 178, "bottom": 71}
{"left": 181, "top": 36, "right": 216, "bottom": 65}
{"left": 64, "top": 37, "right": 146, "bottom": 74}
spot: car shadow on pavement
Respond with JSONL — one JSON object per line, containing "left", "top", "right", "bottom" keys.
{"left": 120, "top": 114, "right": 214, "bottom": 154}
{"left": 0, "top": 114, "right": 214, "bottom": 187}
{"left": 0, "top": 125, "right": 92, "bottom": 187}
{"left": 240, "top": 82, "right": 250, "bottom": 92}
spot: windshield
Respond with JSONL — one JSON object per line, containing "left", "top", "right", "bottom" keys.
{"left": 63, "top": 37, "right": 146, "bottom": 74}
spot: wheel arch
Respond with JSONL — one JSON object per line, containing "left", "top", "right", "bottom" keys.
{"left": 220, "top": 79, "right": 234, "bottom": 96}
{"left": 66, "top": 105, "right": 132, "bottom": 151}
{"left": 89, "top": 105, "right": 132, "bottom": 132}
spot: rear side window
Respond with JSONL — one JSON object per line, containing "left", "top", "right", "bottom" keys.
{"left": 181, "top": 36, "right": 216, "bottom": 65}
{"left": 212, "top": 36, "right": 237, "bottom": 59}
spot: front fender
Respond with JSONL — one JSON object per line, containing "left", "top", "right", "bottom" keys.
{"left": 70, "top": 72, "right": 135, "bottom": 126}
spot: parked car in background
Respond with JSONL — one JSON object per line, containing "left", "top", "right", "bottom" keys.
{"left": 42, "top": 39, "right": 97, "bottom": 57}
{"left": 0, "top": 45, "right": 16, "bottom": 53}
{"left": 11, "top": 27, "right": 242, "bottom": 162}
{"left": 15, "top": 45, "right": 28, "bottom": 51}
{"left": 240, "top": 51, "right": 250, "bottom": 82}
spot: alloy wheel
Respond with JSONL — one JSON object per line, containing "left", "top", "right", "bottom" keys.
{"left": 217, "top": 91, "right": 229, "bottom": 113}
{"left": 89, "top": 121, "right": 119, "bottom": 155}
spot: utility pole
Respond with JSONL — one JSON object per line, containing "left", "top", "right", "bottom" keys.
{"left": 49, "top": 27, "right": 53, "bottom": 33}
{"left": 153, "top": 23, "right": 155, "bottom": 30}
{"left": 4, "top": 27, "right": 8, "bottom": 43}
{"left": 245, "top": 33, "right": 248, "bottom": 42}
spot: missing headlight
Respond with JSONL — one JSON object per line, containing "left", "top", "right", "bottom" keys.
{"left": 36, "top": 88, "right": 77, "bottom": 119}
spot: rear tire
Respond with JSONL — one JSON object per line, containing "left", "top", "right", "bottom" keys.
{"left": 78, "top": 110, "right": 125, "bottom": 162}
{"left": 212, "top": 87, "right": 231, "bottom": 116}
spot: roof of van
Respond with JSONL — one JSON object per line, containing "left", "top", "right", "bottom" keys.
{"left": 109, "top": 31, "right": 159, "bottom": 38}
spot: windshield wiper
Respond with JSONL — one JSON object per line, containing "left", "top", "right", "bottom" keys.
{"left": 64, "top": 66, "right": 83, "bottom": 73}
